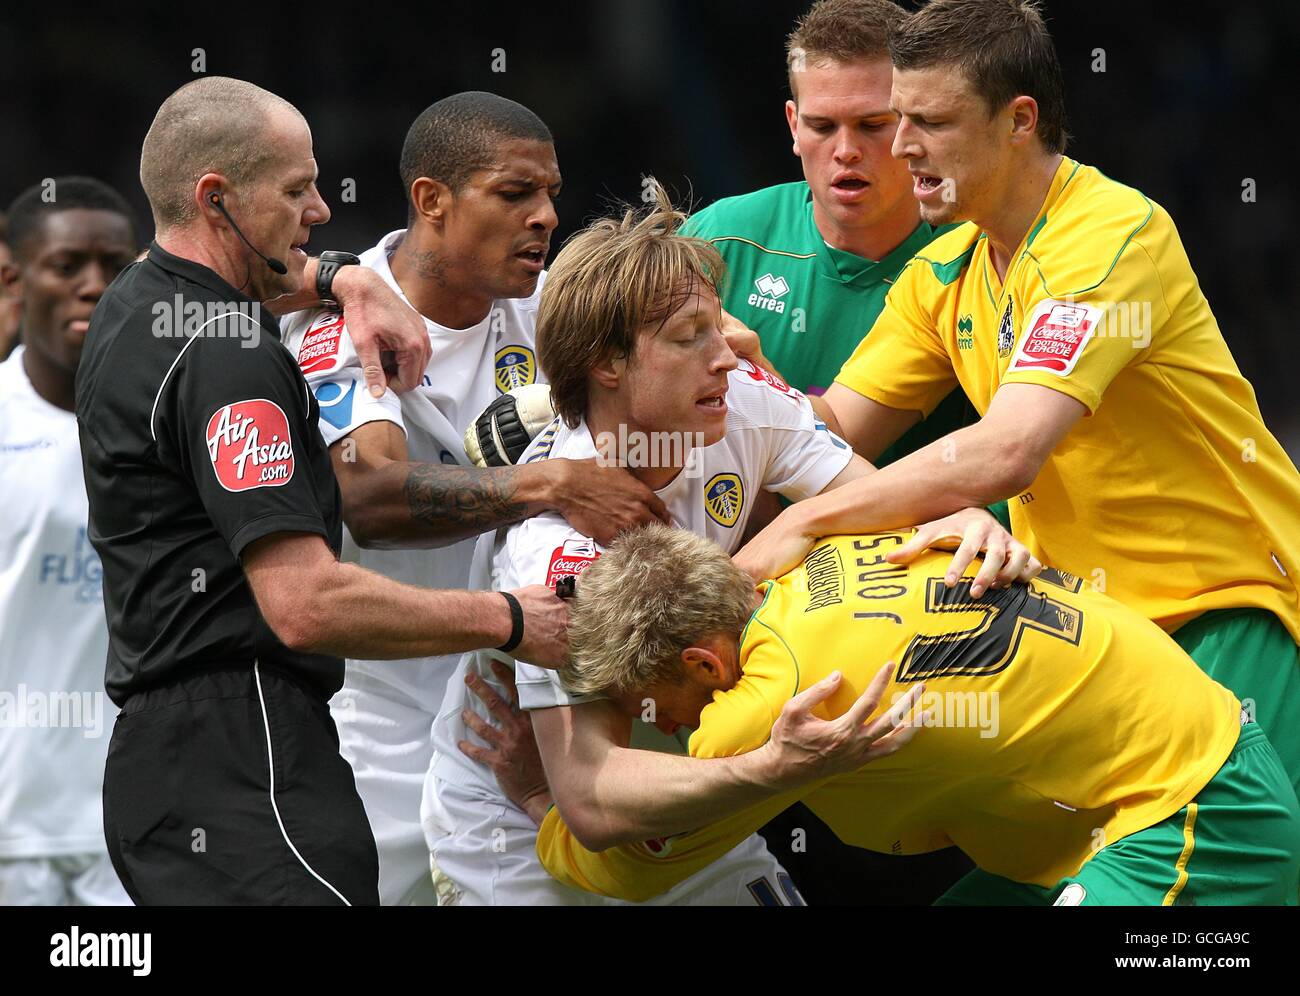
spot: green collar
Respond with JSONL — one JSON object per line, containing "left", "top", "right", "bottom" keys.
{"left": 804, "top": 188, "right": 937, "bottom": 287}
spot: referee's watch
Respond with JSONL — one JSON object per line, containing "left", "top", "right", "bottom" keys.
{"left": 315, "top": 251, "right": 361, "bottom": 306}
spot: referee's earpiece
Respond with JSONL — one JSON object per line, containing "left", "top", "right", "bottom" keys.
{"left": 208, "top": 189, "right": 288, "bottom": 276}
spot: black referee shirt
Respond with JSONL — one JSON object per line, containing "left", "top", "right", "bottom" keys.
{"left": 75, "top": 242, "right": 344, "bottom": 707}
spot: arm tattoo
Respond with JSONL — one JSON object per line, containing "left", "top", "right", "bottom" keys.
{"left": 403, "top": 463, "right": 529, "bottom": 534}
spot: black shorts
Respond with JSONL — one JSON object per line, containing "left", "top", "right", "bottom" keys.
{"left": 103, "top": 663, "right": 379, "bottom": 905}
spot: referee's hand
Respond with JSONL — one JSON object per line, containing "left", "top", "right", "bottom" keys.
{"left": 506, "top": 584, "right": 571, "bottom": 670}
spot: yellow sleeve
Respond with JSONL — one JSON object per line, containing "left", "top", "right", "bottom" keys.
{"left": 536, "top": 791, "right": 799, "bottom": 902}
{"left": 833, "top": 259, "right": 959, "bottom": 415}
{"left": 1002, "top": 239, "right": 1171, "bottom": 414}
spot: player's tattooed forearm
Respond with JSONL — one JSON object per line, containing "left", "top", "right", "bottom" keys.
{"left": 403, "top": 463, "right": 528, "bottom": 532}
{"left": 404, "top": 246, "right": 449, "bottom": 286}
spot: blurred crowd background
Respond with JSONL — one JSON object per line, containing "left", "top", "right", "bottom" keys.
{"left": 2, "top": 0, "right": 1296, "bottom": 453}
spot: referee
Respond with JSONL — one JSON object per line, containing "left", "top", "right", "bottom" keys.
{"left": 75, "top": 77, "right": 567, "bottom": 906}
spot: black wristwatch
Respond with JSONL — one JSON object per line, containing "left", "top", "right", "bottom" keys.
{"left": 315, "top": 251, "right": 361, "bottom": 306}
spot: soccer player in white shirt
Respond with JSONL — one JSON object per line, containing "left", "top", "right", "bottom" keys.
{"left": 424, "top": 185, "right": 1035, "bottom": 904}
{"left": 282, "top": 93, "right": 667, "bottom": 905}
{"left": 0, "top": 178, "right": 138, "bottom": 905}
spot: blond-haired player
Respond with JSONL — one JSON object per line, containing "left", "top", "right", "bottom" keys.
{"left": 736, "top": 0, "right": 1300, "bottom": 798}
{"left": 537, "top": 524, "right": 1300, "bottom": 906}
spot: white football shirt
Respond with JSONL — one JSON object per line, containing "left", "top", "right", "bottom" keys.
{"left": 0, "top": 347, "right": 116, "bottom": 858}
{"left": 281, "top": 231, "right": 545, "bottom": 711}
{"left": 431, "top": 361, "right": 853, "bottom": 791}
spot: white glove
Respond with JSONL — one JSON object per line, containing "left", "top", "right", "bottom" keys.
{"left": 463, "top": 383, "right": 557, "bottom": 467}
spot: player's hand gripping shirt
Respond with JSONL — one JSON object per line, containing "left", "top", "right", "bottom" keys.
{"left": 835, "top": 158, "right": 1300, "bottom": 643}
{"left": 430, "top": 361, "right": 853, "bottom": 792}
{"left": 681, "top": 182, "right": 975, "bottom": 468}
{"left": 281, "top": 230, "right": 544, "bottom": 711}
{"left": 536, "top": 534, "right": 1242, "bottom": 901}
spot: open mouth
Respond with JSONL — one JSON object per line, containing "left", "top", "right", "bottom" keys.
{"left": 290, "top": 240, "right": 308, "bottom": 258}
{"left": 830, "top": 174, "right": 871, "bottom": 201}
{"left": 913, "top": 173, "right": 945, "bottom": 198}
{"left": 516, "top": 247, "right": 547, "bottom": 272}
{"left": 696, "top": 391, "right": 727, "bottom": 414}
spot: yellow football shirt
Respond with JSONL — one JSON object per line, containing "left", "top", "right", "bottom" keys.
{"left": 536, "top": 535, "right": 1241, "bottom": 901}
{"left": 835, "top": 157, "right": 1300, "bottom": 645}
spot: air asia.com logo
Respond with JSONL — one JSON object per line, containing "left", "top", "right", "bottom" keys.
{"left": 205, "top": 399, "right": 295, "bottom": 491}
{"left": 748, "top": 273, "right": 789, "bottom": 314}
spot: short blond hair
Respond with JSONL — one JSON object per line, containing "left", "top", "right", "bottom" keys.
{"left": 561, "top": 524, "right": 757, "bottom": 697}
{"left": 536, "top": 179, "right": 724, "bottom": 429}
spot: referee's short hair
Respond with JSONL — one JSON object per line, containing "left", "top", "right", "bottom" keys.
{"left": 140, "top": 77, "right": 299, "bottom": 232}
{"left": 399, "top": 91, "right": 552, "bottom": 211}
{"left": 6, "top": 176, "right": 137, "bottom": 262}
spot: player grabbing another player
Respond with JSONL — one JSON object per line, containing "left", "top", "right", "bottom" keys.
{"left": 281, "top": 92, "right": 665, "bottom": 905}
{"left": 423, "top": 185, "right": 1037, "bottom": 904}
{"left": 536, "top": 524, "right": 1300, "bottom": 906}
{"left": 736, "top": 0, "right": 1300, "bottom": 796}
{"left": 681, "top": 0, "right": 997, "bottom": 900}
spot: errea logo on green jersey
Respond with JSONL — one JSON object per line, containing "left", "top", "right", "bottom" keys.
{"left": 958, "top": 314, "right": 974, "bottom": 350}
{"left": 748, "top": 273, "right": 789, "bottom": 314}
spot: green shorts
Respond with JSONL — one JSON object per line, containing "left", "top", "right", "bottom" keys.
{"left": 937, "top": 723, "right": 1300, "bottom": 906}
{"left": 1173, "top": 608, "right": 1300, "bottom": 800}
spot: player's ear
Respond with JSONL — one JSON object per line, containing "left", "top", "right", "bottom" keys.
{"left": 0, "top": 259, "right": 22, "bottom": 302}
{"left": 1007, "top": 95, "right": 1039, "bottom": 148}
{"left": 409, "top": 177, "right": 452, "bottom": 227}
{"left": 785, "top": 99, "right": 800, "bottom": 155}
{"left": 588, "top": 352, "right": 624, "bottom": 391}
{"left": 681, "top": 637, "right": 733, "bottom": 689}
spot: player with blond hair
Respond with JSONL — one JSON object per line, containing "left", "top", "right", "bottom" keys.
{"left": 536, "top": 523, "right": 1300, "bottom": 906}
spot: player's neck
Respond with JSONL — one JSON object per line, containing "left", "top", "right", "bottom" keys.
{"left": 21, "top": 340, "right": 76, "bottom": 412}
{"left": 390, "top": 234, "right": 493, "bottom": 331}
{"left": 811, "top": 199, "right": 922, "bottom": 262}
{"left": 983, "top": 152, "right": 1062, "bottom": 281}
{"left": 585, "top": 400, "right": 686, "bottom": 492}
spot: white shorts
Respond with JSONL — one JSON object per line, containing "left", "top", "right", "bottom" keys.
{"left": 0, "top": 852, "right": 132, "bottom": 906}
{"left": 422, "top": 759, "right": 803, "bottom": 906}
{"left": 332, "top": 669, "right": 440, "bottom": 906}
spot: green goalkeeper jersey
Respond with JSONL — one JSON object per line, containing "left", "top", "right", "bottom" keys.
{"left": 682, "top": 181, "right": 981, "bottom": 470}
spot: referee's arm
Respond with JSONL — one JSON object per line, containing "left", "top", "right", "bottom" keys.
{"left": 242, "top": 531, "right": 567, "bottom": 665}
